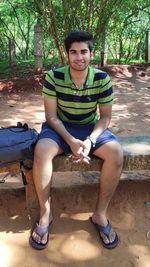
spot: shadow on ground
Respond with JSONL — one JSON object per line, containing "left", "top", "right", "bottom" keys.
{"left": 0, "top": 179, "right": 150, "bottom": 267}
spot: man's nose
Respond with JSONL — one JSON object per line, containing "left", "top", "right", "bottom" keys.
{"left": 76, "top": 53, "right": 83, "bottom": 59}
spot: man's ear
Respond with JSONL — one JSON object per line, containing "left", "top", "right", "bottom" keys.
{"left": 90, "top": 51, "right": 94, "bottom": 60}
{"left": 65, "top": 51, "right": 69, "bottom": 62}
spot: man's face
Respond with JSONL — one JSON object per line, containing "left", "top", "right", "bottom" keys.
{"left": 67, "top": 42, "right": 93, "bottom": 72}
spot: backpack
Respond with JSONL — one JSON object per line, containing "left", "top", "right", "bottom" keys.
{"left": 0, "top": 123, "right": 38, "bottom": 184}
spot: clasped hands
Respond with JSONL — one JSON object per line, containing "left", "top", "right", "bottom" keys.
{"left": 69, "top": 138, "right": 92, "bottom": 164}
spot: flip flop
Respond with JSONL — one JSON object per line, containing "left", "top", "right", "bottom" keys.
{"left": 90, "top": 217, "right": 119, "bottom": 249}
{"left": 29, "top": 220, "right": 52, "bottom": 250}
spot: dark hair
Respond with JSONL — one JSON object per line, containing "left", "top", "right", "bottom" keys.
{"left": 64, "top": 30, "right": 93, "bottom": 53}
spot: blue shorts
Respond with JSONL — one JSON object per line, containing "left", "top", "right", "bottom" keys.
{"left": 38, "top": 122, "right": 118, "bottom": 156}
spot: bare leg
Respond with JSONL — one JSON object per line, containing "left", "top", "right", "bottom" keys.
{"left": 32, "top": 138, "right": 63, "bottom": 244}
{"left": 92, "top": 141, "right": 123, "bottom": 242}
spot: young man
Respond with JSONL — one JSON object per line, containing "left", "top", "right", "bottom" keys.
{"left": 30, "top": 31, "right": 123, "bottom": 250}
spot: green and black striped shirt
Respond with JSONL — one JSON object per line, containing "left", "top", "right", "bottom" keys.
{"left": 42, "top": 65, "right": 113, "bottom": 124}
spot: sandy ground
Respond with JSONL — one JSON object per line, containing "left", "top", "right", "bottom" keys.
{"left": 0, "top": 180, "right": 150, "bottom": 267}
{"left": 0, "top": 64, "right": 150, "bottom": 267}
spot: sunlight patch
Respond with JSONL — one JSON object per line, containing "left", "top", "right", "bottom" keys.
{"left": 0, "top": 242, "right": 13, "bottom": 267}
{"left": 60, "top": 212, "right": 91, "bottom": 220}
{"left": 60, "top": 231, "right": 100, "bottom": 260}
{"left": 128, "top": 245, "right": 150, "bottom": 267}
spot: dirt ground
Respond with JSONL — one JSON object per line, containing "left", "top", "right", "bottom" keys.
{"left": 0, "top": 64, "right": 150, "bottom": 267}
{"left": 0, "top": 64, "right": 150, "bottom": 135}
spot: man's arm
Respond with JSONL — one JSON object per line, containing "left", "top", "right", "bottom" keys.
{"left": 88, "top": 104, "right": 112, "bottom": 140}
{"left": 44, "top": 96, "right": 73, "bottom": 143}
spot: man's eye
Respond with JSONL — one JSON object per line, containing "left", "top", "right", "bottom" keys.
{"left": 81, "top": 50, "right": 88, "bottom": 54}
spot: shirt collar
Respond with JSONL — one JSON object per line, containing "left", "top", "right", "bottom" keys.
{"left": 64, "top": 65, "right": 94, "bottom": 86}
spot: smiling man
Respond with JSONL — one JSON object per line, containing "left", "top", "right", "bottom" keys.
{"left": 30, "top": 31, "right": 123, "bottom": 250}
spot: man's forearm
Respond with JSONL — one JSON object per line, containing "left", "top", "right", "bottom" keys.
{"left": 46, "top": 116, "right": 74, "bottom": 145}
{"left": 89, "top": 116, "right": 111, "bottom": 140}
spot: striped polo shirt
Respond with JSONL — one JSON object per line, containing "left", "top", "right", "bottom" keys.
{"left": 42, "top": 65, "right": 113, "bottom": 124}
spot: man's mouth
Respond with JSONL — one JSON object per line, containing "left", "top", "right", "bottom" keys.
{"left": 75, "top": 62, "right": 84, "bottom": 66}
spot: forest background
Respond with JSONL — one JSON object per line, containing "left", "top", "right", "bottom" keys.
{"left": 0, "top": 0, "right": 150, "bottom": 76}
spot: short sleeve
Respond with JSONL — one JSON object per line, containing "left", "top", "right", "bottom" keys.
{"left": 42, "top": 70, "right": 57, "bottom": 99}
{"left": 97, "top": 73, "right": 113, "bottom": 106}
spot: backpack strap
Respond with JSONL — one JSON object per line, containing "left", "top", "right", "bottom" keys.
{"left": 20, "top": 161, "right": 28, "bottom": 186}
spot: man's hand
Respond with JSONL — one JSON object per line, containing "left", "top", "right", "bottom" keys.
{"left": 70, "top": 138, "right": 92, "bottom": 164}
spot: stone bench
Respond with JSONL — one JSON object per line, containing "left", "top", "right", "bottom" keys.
{"left": 0, "top": 136, "right": 150, "bottom": 212}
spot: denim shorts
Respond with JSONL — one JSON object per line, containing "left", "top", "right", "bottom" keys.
{"left": 38, "top": 122, "right": 118, "bottom": 156}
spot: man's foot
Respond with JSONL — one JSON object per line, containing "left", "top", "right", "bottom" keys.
{"left": 29, "top": 219, "right": 53, "bottom": 250}
{"left": 90, "top": 217, "right": 119, "bottom": 249}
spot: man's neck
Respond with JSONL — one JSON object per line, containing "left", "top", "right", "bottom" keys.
{"left": 69, "top": 67, "right": 89, "bottom": 87}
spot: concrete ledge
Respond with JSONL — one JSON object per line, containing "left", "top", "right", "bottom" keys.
{"left": 52, "top": 136, "right": 150, "bottom": 171}
{"left": 118, "top": 136, "right": 150, "bottom": 155}
{"left": 0, "top": 135, "right": 149, "bottom": 212}
{"left": 51, "top": 170, "right": 150, "bottom": 189}
{"left": 52, "top": 154, "right": 150, "bottom": 171}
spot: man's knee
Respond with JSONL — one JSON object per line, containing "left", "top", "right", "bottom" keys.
{"left": 108, "top": 142, "right": 123, "bottom": 167}
{"left": 95, "top": 141, "right": 123, "bottom": 167}
{"left": 34, "top": 139, "right": 60, "bottom": 162}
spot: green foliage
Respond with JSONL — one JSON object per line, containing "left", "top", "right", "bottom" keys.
{"left": 108, "top": 0, "right": 150, "bottom": 63}
{"left": 0, "top": 0, "right": 36, "bottom": 59}
{"left": 0, "top": 0, "right": 150, "bottom": 69}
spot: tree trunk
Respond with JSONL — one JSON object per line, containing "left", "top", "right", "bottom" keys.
{"left": 118, "top": 36, "right": 123, "bottom": 64}
{"left": 34, "top": 24, "right": 43, "bottom": 72}
{"left": 8, "top": 38, "right": 16, "bottom": 67}
{"left": 101, "top": 31, "right": 108, "bottom": 66}
{"left": 145, "top": 30, "right": 150, "bottom": 63}
{"left": 136, "top": 42, "right": 142, "bottom": 60}
{"left": 52, "top": 34, "right": 65, "bottom": 65}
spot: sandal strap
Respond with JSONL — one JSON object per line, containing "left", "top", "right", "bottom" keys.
{"left": 90, "top": 217, "right": 119, "bottom": 249}
{"left": 97, "top": 221, "right": 112, "bottom": 238}
{"left": 34, "top": 223, "right": 51, "bottom": 239}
